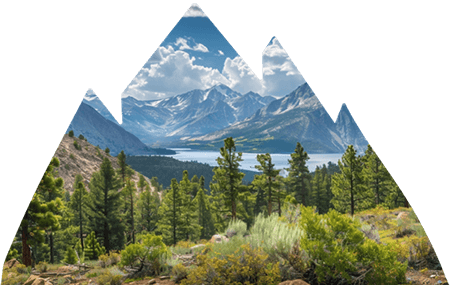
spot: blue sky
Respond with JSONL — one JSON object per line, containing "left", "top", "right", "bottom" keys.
{"left": 122, "top": 4, "right": 305, "bottom": 100}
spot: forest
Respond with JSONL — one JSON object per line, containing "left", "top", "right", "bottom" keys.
{"left": 2, "top": 136, "right": 443, "bottom": 285}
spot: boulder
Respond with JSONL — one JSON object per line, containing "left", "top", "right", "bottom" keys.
{"left": 190, "top": 244, "right": 206, "bottom": 253}
{"left": 3, "top": 258, "right": 20, "bottom": 269}
{"left": 210, "top": 234, "right": 229, "bottom": 243}
{"left": 278, "top": 280, "right": 310, "bottom": 285}
{"left": 397, "top": 212, "right": 409, "bottom": 220}
{"left": 148, "top": 279, "right": 157, "bottom": 284}
{"left": 24, "top": 275, "right": 40, "bottom": 285}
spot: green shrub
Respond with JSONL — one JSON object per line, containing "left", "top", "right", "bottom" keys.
{"left": 97, "top": 271, "right": 122, "bottom": 285}
{"left": 225, "top": 219, "right": 247, "bottom": 238}
{"left": 14, "top": 264, "right": 31, "bottom": 275}
{"left": 73, "top": 140, "right": 82, "bottom": 151}
{"left": 78, "top": 134, "right": 85, "bottom": 140}
{"left": 171, "top": 263, "right": 189, "bottom": 283}
{"left": 63, "top": 246, "right": 78, "bottom": 264}
{"left": 84, "top": 231, "right": 106, "bottom": 260}
{"left": 36, "top": 261, "right": 48, "bottom": 273}
{"left": 69, "top": 153, "right": 75, "bottom": 160}
{"left": 182, "top": 243, "right": 281, "bottom": 285}
{"left": 105, "top": 147, "right": 110, "bottom": 154}
{"left": 98, "top": 252, "right": 121, "bottom": 268}
{"left": 68, "top": 130, "right": 74, "bottom": 137}
{"left": 299, "top": 206, "right": 407, "bottom": 284}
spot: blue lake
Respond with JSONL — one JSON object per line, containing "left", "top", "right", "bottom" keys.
{"left": 162, "top": 149, "right": 343, "bottom": 173}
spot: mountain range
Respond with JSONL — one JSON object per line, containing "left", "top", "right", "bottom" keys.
{"left": 67, "top": 101, "right": 175, "bottom": 156}
{"left": 81, "top": 83, "right": 368, "bottom": 154}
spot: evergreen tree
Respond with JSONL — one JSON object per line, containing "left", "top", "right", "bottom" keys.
{"left": 68, "top": 176, "right": 88, "bottom": 250}
{"left": 157, "top": 178, "right": 184, "bottom": 245}
{"left": 255, "top": 153, "right": 281, "bottom": 216}
{"left": 84, "top": 231, "right": 105, "bottom": 260}
{"left": 310, "top": 166, "right": 327, "bottom": 214}
{"left": 331, "top": 145, "right": 374, "bottom": 216}
{"left": 122, "top": 178, "right": 137, "bottom": 244}
{"left": 136, "top": 183, "right": 160, "bottom": 234}
{"left": 38, "top": 157, "right": 65, "bottom": 264}
{"left": 117, "top": 150, "right": 127, "bottom": 185}
{"left": 287, "top": 142, "right": 310, "bottom": 206}
{"left": 320, "top": 165, "right": 333, "bottom": 212}
{"left": 105, "top": 147, "right": 110, "bottom": 155}
{"left": 68, "top": 130, "right": 74, "bottom": 137}
{"left": 137, "top": 173, "right": 146, "bottom": 192}
{"left": 63, "top": 246, "right": 78, "bottom": 264}
{"left": 193, "top": 187, "right": 215, "bottom": 239}
{"left": 212, "top": 137, "right": 246, "bottom": 221}
{"left": 362, "top": 145, "right": 393, "bottom": 206}
{"left": 179, "top": 170, "right": 201, "bottom": 241}
{"left": 86, "top": 157, "right": 125, "bottom": 252}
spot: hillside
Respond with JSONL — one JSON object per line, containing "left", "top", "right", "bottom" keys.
{"left": 52, "top": 134, "right": 156, "bottom": 194}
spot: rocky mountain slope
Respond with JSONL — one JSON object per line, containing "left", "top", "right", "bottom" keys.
{"left": 67, "top": 102, "right": 174, "bottom": 156}
{"left": 82, "top": 90, "right": 119, "bottom": 125}
{"left": 335, "top": 103, "right": 368, "bottom": 153}
{"left": 185, "top": 83, "right": 349, "bottom": 153}
{"left": 52, "top": 134, "right": 155, "bottom": 194}
{"left": 121, "top": 84, "right": 276, "bottom": 145}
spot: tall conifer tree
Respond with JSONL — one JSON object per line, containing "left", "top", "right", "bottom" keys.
{"left": 331, "top": 145, "right": 373, "bottom": 216}
{"left": 86, "top": 157, "right": 125, "bottom": 252}
{"left": 212, "top": 137, "right": 245, "bottom": 221}
{"left": 287, "top": 142, "right": 310, "bottom": 206}
{"left": 157, "top": 178, "right": 184, "bottom": 245}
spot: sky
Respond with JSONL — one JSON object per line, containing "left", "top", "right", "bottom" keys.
{"left": 122, "top": 4, "right": 306, "bottom": 100}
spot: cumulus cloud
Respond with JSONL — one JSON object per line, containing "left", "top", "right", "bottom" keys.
{"left": 262, "top": 37, "right": 306, "bottom": 96}
{"left": 123, "top": 46, "right": 229, "bottom": 100}
{"left": 183, "top": 3, "right": 207, "bottom": 17}
{"left": 222, "top": 56, "right": 264, "bottom": 95}
{"left": 175, "top": 38, "right": 209, "bottom": 53}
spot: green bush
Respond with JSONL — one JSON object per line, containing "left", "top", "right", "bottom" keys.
{"left": 105, "top": 147, "right": 110, "bottom": 154}
{"left": 171, "top": 263, "right": 189, "bottom": 283}
{"left": 99, "top": 252, "right": 121, "bottom": 268}
{"left": 73, "top": 140, "right": 82, "bottom": 151}
{"left": 68, "top": 130, "right": 74, "bottom": 137}
{"left": 120, "top": 233, "right": 169, "bottom": 275}
{"left": 84, "top": 231, "right": 106, "bottom": 260}
{"left": 182, "top": 243, "right": 281, "bottom": 285}
{"left": 298, "top": 206, "right": 407, "bottom": 284}
{"left": 97, "top": 271, "right": 122, "bottom": 285}
{"left": 78, "top": 134, "right": 85, "bottom": 140}
{"left": 225, "top": 219, "right": 247, "bottom": 238}
{"left": 36, "top": 261, "right": 48, "bottom": 273}
{"left": 63, "top": 246, "right": 78, "bottom": 264}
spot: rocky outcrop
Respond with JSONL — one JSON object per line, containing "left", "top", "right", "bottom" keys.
{"left": 278, "top": 280, "right": 310, "bottom": 285}
{"left": 210, "top": 234, "right": 229, "bottom": 243}
{"left": 3, "top": 258, "right": 20, "bottom": 269}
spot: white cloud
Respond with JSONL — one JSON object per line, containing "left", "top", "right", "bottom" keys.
{"left": 218, "top": 50, "right": 224, "bottom": 55}
{"left": 222, "top": 56, "right": 264, "bottom": 95}
{"left": 183, "top": 3, "right": 207, "bottom": 17}
{"left": 262, "top": 37, "right": 306, "bottom": 96}
{"left": 123, "top": 46, "right": 229, "bottom": 100}
{"left": 175, "top": 37, "right": 209, "bottom": 53}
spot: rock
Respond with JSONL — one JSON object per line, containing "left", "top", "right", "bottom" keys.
{"left": 31, "top": 277, "right": 47, "bottom": 285}
{"left": 210, "top": 234, "right": 229, "bottom": 243}
{"left": 190, "top": 244, "right": 206, "bottom": 253}
{"left": 148, "top": 279, "right": 157, "bottom": 284}
{"left": 24, "top": 275, "right": 40, "bottom": 285}
{"left": 278, "top": 280, "right": 310, "bottom": 285}
{"left": 3, "top": 258, "right": 20, "bottom": 269}
{"left": 397, "top": 212, "right": 409, "bottom": 220}
{"left": 159, "top": 275, "right": 170, "bottom": 280}
{"left": 430, "top": 274, "right": 436, "bottom": 278}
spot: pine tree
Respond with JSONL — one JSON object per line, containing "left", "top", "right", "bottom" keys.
{"left": 287, "top": 142, "right": 310, "bottom": 206}
{"left": 136, "top": 183, "right": 160, "bottom": 234}
{"left": 137, "top": 173, "right": 146, "bottom": 192}
{"left": 331, "top": 145, "right": 374, "bottom": 216}
{"left": 86, "top": 157, "right": 125, "bottom": 252}
{"left": 193, "top": 187, "right": 215, "bottom": 239}
{"left": 68, "top": 130, "right": 74, "bottom": 137}
{"left": 117, "top": 150, "right": 127, "bottom": 185}
{"left": 122, "top": 178, "right": 137, "bottom": 244}
{"left": 63, "top": 246, "right": 78, "bottom": 264}
{"left": 84, "top": 231, "right": 105, "bottom": 260}
{"left": 68, "top": 177, "right": 88, "bottom": 250}
{"left": 157, "top": 178, "right": 184, "bottom": 245}
{"left": 179, "top": 170, "right": 201, "bottom": 241}
{"left": 255, "top": 153, "right": 281, "bottom": 216}
{"left": 311, "top": 166, "right": 327, "bottom": 214}
{"left": 320, "top": 165, "right": 333, "bottom": 212}
{"left": 38, "top": 157, "right": 65, "bottom": 264}
{"left": 362, "top": 145, "right": 393, "bottom": 206}
{"left": 212, "top": 137, "right": 245, "bottom": 221}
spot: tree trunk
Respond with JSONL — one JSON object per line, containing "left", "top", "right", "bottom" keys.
{"left": 131, "top": 193, "right": 135, "bottom": 244}
{"left": 49, "top": 232, "right": 54, "bottom": 264}
{"left": 268, "top": 177, "right": 272, "bottom": 215}
{"left": 80, "top": 209, "right": 84, "bottom": 250}
{"left": 22, "top": 226, "right": 32, "bottom": 267}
